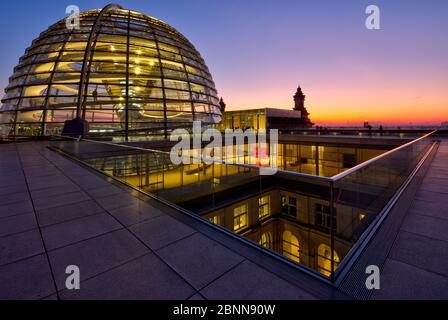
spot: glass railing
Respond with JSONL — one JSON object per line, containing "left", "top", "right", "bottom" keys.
{"left": 49, "top": 130, "right": 436, "bottom": 282}
{"left": 329, "top": 130, "right": 436, "bottom": 280}
{"left": 279, "top": 128, "right": 437, "bottom": 139}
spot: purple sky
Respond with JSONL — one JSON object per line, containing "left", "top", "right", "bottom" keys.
{"left": 1, "top": 0, "right": 447, "bottom": 125}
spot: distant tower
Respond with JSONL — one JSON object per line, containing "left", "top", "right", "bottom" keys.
{"left": 293, "top": 86, "right": 306, "bottom": 112}
{"left": 293, "top": 86, "right": 313, "bottom": 127}
{"left": 219, "top": 97, "right": 226, "bottom": 113}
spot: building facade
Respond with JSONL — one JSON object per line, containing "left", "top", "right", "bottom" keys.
{"left": 220, "top": 86, "right": 314, "bottom": 132}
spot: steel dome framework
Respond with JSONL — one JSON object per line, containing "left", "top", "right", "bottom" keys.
{"left": 0, "top": 4, "right": 221, "bottom": 138}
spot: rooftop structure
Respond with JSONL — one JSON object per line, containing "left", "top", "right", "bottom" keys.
{"left": 1, "top": 3, "right": 447, "bottom": 302}
{"left": 293, "top": 86, "right": 313, "bottom": 128}
{"left": 0, "top": 5, "right": 221, "bottom": 139}
{"left": 1, "top": 132, "right": 447, "bottom": 300}
{"left": 221, "top": 86, "right": 314, "bottom": 132}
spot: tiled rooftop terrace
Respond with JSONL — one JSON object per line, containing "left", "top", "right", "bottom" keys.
{"left": 1, "top": 140, "right": 447, "bottom": 300}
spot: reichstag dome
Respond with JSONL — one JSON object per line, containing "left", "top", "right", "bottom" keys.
{"left": 0, "top": 4, "right": 222, "bottom": 138}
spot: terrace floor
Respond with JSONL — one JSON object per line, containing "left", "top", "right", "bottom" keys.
{"left": 0, "top": 139, "right": 447, "bottom": 300}
{"left": 0, "top": 141, "right": 332, "bottom": 300}
{"left": 371, "top": 140, "right": 448, "bottom": 299}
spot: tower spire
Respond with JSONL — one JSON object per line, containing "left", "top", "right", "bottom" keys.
{"left": 219, "top": 97, "right": 226, "bottom": 113}
{"left": 293, "top": 85, "right": 313, "bottom": 127}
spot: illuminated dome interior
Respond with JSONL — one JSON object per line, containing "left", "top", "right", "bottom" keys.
{"left": 0, "top": 4, "right": 221, "bottom": 138}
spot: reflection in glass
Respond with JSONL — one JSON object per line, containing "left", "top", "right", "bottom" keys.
{"left": 0, "top": 7, "right": 221, "bottom": 138}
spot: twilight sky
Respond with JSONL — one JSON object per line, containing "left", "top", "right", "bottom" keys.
{"left": 0, "top": 0, "right": 447, "bottom": 125}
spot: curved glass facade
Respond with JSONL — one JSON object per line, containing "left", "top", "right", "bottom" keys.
{"left": 0, "top": 7, "right": 221, "bottom": 138}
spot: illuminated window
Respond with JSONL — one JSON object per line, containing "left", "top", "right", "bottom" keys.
{"left": 315, "top": 204, "right": 336, "bottom": 231}
{"left": 317, "top": 244, "right": 340, "bottom": 277}
{"left": 233, "top": 204, "right": 248, "bottom": 231}
{"left": 282, "top": 230, "right": 300, "bottom": 262}
{"left": 281, "top": 196, "right": 297, "bottom": 218}
{"left": 258, "top": 196, "right": 270, "bottom": 219}
{"left": 259, "top": 232, "right": 273, "bottom": 249}
{"left": 359, "top": 213, "right": 366, "bottom": 221}
{"left": 208, "top": 215, "right": 221, "bottom": 225}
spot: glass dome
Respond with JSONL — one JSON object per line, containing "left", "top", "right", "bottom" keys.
{"left": 0, "top": 5, "right": 221, "bottom": 138}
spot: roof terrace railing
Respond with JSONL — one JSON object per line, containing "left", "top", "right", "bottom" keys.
{"left": 49, "top": 130, "right": 437, "bottom": 284}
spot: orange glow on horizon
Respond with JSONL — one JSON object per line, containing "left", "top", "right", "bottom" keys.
{"left": 226, "top": 101, "right": 448, "bottom": 126}
{"left": 221, "top": 80, "right": 448, "bottom": 126}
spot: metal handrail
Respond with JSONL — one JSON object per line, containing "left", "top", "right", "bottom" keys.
{"left": 76, "top": 3, "right": 123, "bottom": 119}
{"left": 330, "top": 130, "right": 436, "bottom": 181}
{"left": 55, "top": 130, "right": 436, "bottom": 183}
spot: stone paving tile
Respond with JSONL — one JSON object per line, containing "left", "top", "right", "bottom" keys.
{"left": 401, "top": 212, "right": 448, "bottom": 242}
{"left": 33, "top": 190, "right": 91, "bottom": 211}
{"left": 419, "top": 178, "right": 448, "bottom": 194}
{"left": 430, "top": 158, "right": 448, "bottom": 165}
{"left": 108, "top": 202, "right": 164, "bottom": 227}
{"left": 84, "top": 184, "right": 125, "bottom": 198}
{"left": 372, "top": 259, "right": 448, "bottom": 300}
{"left": 23, "top": 168, "right": 60, "bottom": 178}
{"left": 0, "top": 254, "right": 56, "bottom": 300}
{"left": 0, "top": 173, "right": 26, "bottom": 183}
{"left": 157, "top": 233, "right": 245, "bottom": 290}
{"left": 59, "top": 253, "right": 195, "bottom": 300}
{"left": 70, "top": 176, "right": 113, "bottom": 191}
{"left": 129, "top": 214, "right": 196, "bottom": 250}
{"left": 422, "top": 165, "right": 448, "bottom": 176}
{"left": 389, "top": 231, "right": 448, "bottom": 277}
{"left": 424, "top": 166, "right": 448, "bottom": 176}
{"left": 0, "top": 191, "right": 29, "bottom": 206}
{"left": 36, "top": 199, "right": 105, "bottom": 227}
{"left": 201, "top": 260, "right": 316, "bottom": 300}
{"left": 95, "top": 192, "right": 142, "bottom": 210}
{"left": 0, "top": 229, "right": 44, "bottom": 266}
{"left": 30, "top": 184, "right": 81, "bottom": 199}
{"left": 27, "top": 175, "right": 75, "bottom": 191}
{"left": 0, "top": 199, "right": 34, "bottom": 218}
{"left": 430, "top": 162, "right": 448, "bottom": 170}
{"left": 0, "top": 212, "right": 37, "bottom": 237}
{"left": 48, "top": 229, "right": 149, "bottom": 290}
{"left": 407, "top": 199, "right": 448, "bottom": 221}
{"left": 0, "top": 184, "right": 28, "bottom": 197}
{"left": 0, "top": 176, "right": 26, "bottom": 188}
{"left": 414, "top": 189, "right": 447, "bottom": 203}
{"left": 41, "top": 213, "right": 123, "bottom": 251}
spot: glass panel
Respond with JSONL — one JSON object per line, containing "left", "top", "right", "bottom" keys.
{"left": 331, "top": 132, "right": 433, "bottom": 277}
{"left": 49, "top": 131, "right": 435, "bottom": 283}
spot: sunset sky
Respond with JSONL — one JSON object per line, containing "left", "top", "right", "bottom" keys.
{"left": 0, "top": 0, "right": 447, "bottom": 125}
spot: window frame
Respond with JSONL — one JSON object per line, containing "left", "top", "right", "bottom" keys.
{"left": 233, "top": 204, "right": 248, "bottom": 231}
{"left": 315, "top": 203, "right": 336, "bottom": 232}
{"left": 281, "top": 195, "right": 297, "bottom": 218}
{"left": 258, "top": 195, "right": 270, "bottom": 219}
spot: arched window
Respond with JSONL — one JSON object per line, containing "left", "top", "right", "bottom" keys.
{"left": 317, "top": 244, "right": 340, "bottom": 277}
{"left": 259, "top": 232, "right": 273, "bottom": 249}
{"left": 282, "top": 231, "right": 300, "bottom": 262}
